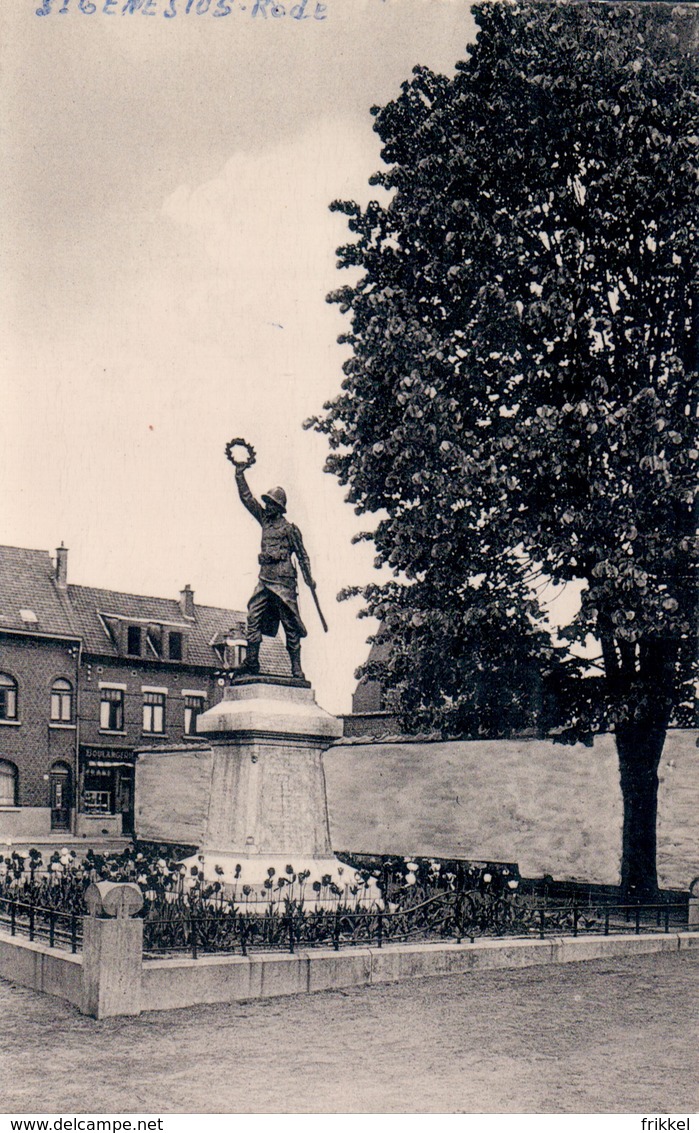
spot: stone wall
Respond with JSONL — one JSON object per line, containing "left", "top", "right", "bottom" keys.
{"left": 135, "top": 745, "right": 213, "bottom": 846}
{"left": 0, "top": 932, "right": 83, "bottom": 1009}
{"left": 657, "top": 730, "right": 699, "bottom": 891}
{"left": 323, "top": 729, "right": 699, "bottom": 891}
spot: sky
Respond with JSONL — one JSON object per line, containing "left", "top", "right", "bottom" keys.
{"left": 0, "top": 0, "right": 483, "bottom": 712}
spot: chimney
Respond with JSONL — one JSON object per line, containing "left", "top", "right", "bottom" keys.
{"left": 179, "top": 584, "right": 195, "bottom": 620}
{"left": 55, "top": 543, "right": 68, "bottom": 589}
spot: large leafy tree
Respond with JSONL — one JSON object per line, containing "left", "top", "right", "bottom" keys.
{"left": 309, "top": 1, "right": 699, "bottom": 900}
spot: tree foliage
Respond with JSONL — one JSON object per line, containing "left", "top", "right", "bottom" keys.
{"left": 308, "top": 2, "right": 698, "bottom": 897}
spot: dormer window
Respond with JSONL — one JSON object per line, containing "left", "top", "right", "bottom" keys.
{"left": 99, "top": 612, "right": 189, "bottom": 661}
{"left": 98, "top": 613, "right": 121, "bottom": 649}
{"left": 146, "top": 625, "right": 163, "bottom": 658}
{"left": 210, "top": 631, "right": 246, "bottom": 669}
{"left": 168, "top": 631, "right": 183, "bottom": 661}
{"left": 226, "top": 638, "right": 247, "bottom": 670}
{"left": 126, "top": 625, "right": 142, "bottom": 657}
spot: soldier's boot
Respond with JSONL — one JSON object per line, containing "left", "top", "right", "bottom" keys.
{"left": 242, "top": 642, "right": 260, "bottom": 674}
{"left": 287, "top": 646, "right": 305, "bottom": 681}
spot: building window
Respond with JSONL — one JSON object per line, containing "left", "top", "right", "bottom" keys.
{"left": 0, "top": 760, "right": 18, "bottom": 806}
{"left": 50, "top": 679, "right": 73, "bottom": 722}
{"left": 184, "top": 695, "right": 205, "bottom": 736}
{"left": 83, "top": 789, "right": 112, "bottom": 814}
{"left": 100, "top": 688, "right": 124, "bottom": 731}
{"left": 0, "top": 674, "right": 18, "bottom": 721}
{"left": 227, "top": 643, "right": 246, "bottom": 666}
{"left": 222, "top": 637, "right": 247, "bottom": 670}
{"left": 126, "top": 625, "right": 142, "bottom": 657}
{"left": 168, "top": 631, "right": 183, "bottom": 661}
{"left": 143, "top": 691, "right": 165, "bottom": 734}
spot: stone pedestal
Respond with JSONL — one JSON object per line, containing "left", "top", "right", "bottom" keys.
{"left": 136, "top": 677, "right": 379, "bottom": 905}
{"left": 198, "top": 678, "right": 339, "bottom": 860}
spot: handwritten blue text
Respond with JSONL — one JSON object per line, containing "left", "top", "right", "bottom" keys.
{"left": 35, "top": 0, "right": 328, "bottom": 19}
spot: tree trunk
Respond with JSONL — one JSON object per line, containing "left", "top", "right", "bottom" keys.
{"left": 615, "top": 723, "right": 667, "bottom": 903}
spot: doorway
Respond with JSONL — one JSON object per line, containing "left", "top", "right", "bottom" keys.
{"left": 50, "top": 762, "right": 72, "bottom": 831}
{"left": 116, "top": 767, "right": 134, "bottom": 836}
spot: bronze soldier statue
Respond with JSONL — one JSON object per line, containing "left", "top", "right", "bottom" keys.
{"left": 227, "top": 441, "right": 322, "bottom": 680}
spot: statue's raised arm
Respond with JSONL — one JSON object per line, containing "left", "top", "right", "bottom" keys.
{"left": 226, "top": 437, "right": 325, "bottom": 681}
{"left": 234, "top": 466, "right": 265, "bottom": 525}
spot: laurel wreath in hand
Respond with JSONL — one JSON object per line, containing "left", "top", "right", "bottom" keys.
{"left": 225, "top": 438, "right": 256, "bottom": 470}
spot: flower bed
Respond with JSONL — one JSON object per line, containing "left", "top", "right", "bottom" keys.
{"left": 0, "top": 845, "right": 522, "bottom": 913}
{"left": 0, "top": 846, "right": 690, "bottom": 958}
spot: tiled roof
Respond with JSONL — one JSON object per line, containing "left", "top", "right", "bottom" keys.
{"left": 0, "top": 546, "right": 76, "bottom": 637}
{"left": 0, "top": 544, "right": 288, "bottom": 674}
{"left": 352, "top": 639, "right": 391, "bottom": 714}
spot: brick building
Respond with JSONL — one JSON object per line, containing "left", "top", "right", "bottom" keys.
{"left": 0, "top": 543, "right": 288, "bottom": 843}
{"left": 342, "top": 641, "right": 400, "bottom": 739}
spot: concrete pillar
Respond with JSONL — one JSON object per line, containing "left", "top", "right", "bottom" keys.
{"left": 689, "top": 878, "right": 699, "bottom": 928}
{"left": 81, "top": 882, "right": 143, "bottom": 1019}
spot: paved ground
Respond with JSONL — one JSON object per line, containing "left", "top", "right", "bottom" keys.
{"left": 2, "top": 952, "right": 698, "bottom": 1114}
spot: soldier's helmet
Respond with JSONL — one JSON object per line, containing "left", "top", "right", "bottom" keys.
{"left": 261, "top": 486, "right": 287, "bottom": 513}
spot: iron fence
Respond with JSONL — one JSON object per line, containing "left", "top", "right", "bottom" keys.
{"left": 0, "top": 894, "right": 81, "bottom": 953}
{"left": 0, "top": 888, "right": 692, "bottom": 961}
{"left": 496, "top": 896, "right": 690, "bottom": 939}
{"left": 141, "top": 892, "right": 694, "bottom": 959}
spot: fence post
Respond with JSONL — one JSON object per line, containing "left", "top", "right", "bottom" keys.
{"left": 333, "top": 909, "right": 340, "bottom": 952}
{"left": 81, "top": 882, "right": 143, "bottom": 1020}
{"left": 190, "top": 916, "right": 198, "bottom": 960}
{"left": 377, "top": 911, "right": 383, "bottom": 949}
{"left": 539, "top": 909, "right": 545, "bottom": 940}
{"left": 634, "top": 907, "right": 641, "bottom": 935}
{"left": 382, "top": 864, "right": 391, "bottom": 904}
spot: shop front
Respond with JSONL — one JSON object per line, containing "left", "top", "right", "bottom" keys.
{"left": 78, "top": 745, "right": 134, "bottom": 838}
